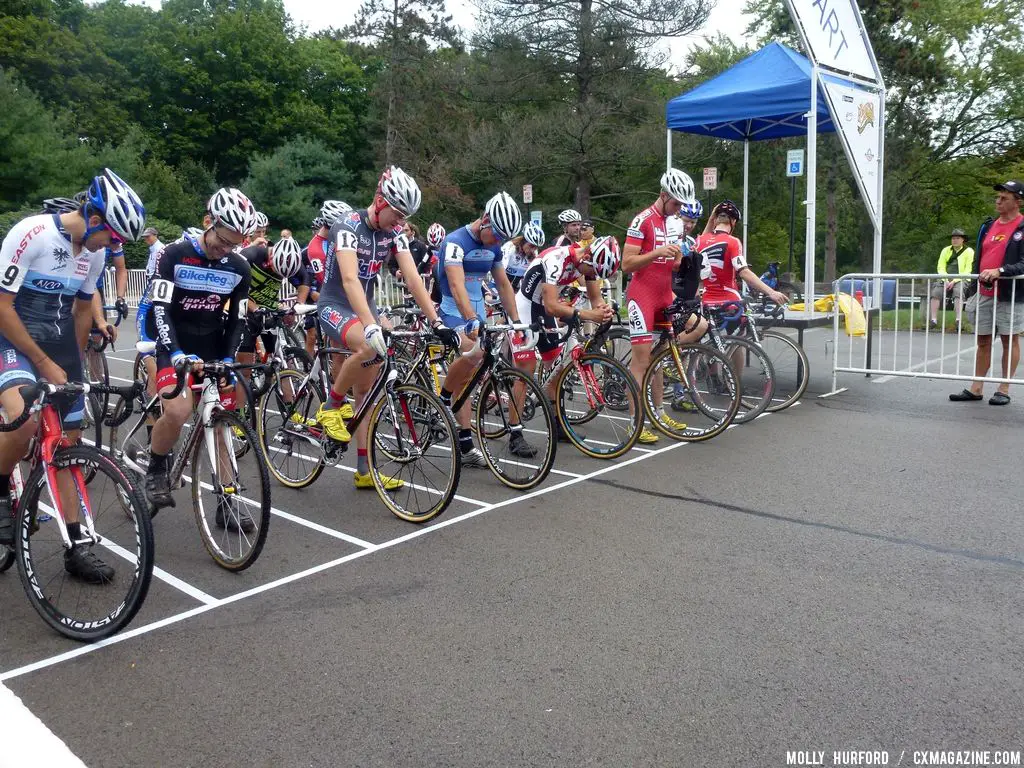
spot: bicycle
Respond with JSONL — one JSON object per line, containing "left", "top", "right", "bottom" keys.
{"left": 740, "top": 301, "right": 809, "bottom": 412}
{"left": 0, "top": 380, "right": 153, "bottom": 642}
{"left": 640, "top": 302, "right": 742, "bottom": 442}
{"left": 82, "top": 302, "right": 127, "bottom": 447}
{"left": 256, "top": 327, "right": 461, "bottom": 524}
{"left": 242, "top": 306, "right": 314, "bottom": 400}
{"left": 752, "top": 262, "right": 801, "bottom": 310}
{"left": 111, "top": 346, "right": 272, "bottom": 571}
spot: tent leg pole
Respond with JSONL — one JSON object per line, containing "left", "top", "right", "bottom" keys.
{"left": 667, "top": 129, "right": 672, "bottom": 172}
{"left": 805, "top": 66, "right": 818, "bottom": 317}
{"left": 743, "top": 139, "right": 749, "bottom": 253}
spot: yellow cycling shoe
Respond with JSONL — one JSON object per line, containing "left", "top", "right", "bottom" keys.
{"left": 660, "top": 413, "right": 688, "bottom": 432}
{"left": 353, "top": 471, "right": 404, "bottom": 491}
{"left": 288, "top": 411, "right": 316, "bottom": 427}
{"left": 231, "top": 424, "right": 245, "bottom": 439}
{"left": 638, "top": 427, "right": 660, "bottom": 444}
{"left": 339, "top": 402, "right": 354, "bottom": 420}
{"left": 314, "top": 404, "right": 351, "bottom": 443}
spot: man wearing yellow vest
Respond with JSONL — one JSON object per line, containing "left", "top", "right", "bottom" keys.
{"left": 930, "top": 228, "right": 974, "bottom": 328}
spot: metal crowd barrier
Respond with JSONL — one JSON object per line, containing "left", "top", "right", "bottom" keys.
{"left": 830, "top": 272, "right": 1024, "bottom": 393}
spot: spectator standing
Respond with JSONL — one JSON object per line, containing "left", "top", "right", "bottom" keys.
{"left": 950, "top": 181, "right": 1024, "bottom": 405}
{"left": 930, "top": 228, "right": 973, "bottom": 328}
{"left": 142, "top": 226, "right": 164, "bottom": 279}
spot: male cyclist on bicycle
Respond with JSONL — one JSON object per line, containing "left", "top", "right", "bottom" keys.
{"left": 144, "top": 188, "right": 255, "bottom": 520}
{"left": 551, "top": 209, "right": 583, "bottom": 248}
{"left": 303, "top": 201, "right": 352, "bottom": 358}
{"left": 0, "top": 169, "right": 145, "bottom": 582}
{"left": 434, "top": 192, "right": 524, "bottom": 468}
{"left": 315, "top": 167, "right": 457, "bottom": 490}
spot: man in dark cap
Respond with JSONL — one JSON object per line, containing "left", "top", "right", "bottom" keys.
{"left": 930, "top": 227, "right": 974, "bottom": 328}
{"left": 951, "top": 181, "right": 1024, "bottom": 404}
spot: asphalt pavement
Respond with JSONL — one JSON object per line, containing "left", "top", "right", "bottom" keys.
{"left": 2, "top": 323, "right": 1022, "bottom": 767}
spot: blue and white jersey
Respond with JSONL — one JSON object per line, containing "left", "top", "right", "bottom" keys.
{"left": 435, "top": 225, "right": 504, "bottom": 317}
{"left": 0, "top": 214, "right": 104, "bottom": 343}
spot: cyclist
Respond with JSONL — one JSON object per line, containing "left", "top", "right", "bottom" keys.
{"left": 501, "top": 221, "right": 545, "bottom": 292}
{"left": 434, "top": 191, "right": 524, "bottom": 468}
{"left": 552, "top": 209, "right": 582, "bottom": 247}
{"left": 697, "top": 200, "right": 786, "bottom": 309}
{"left": 512, "top": 236, "right": 620, "bottom": 449}
{"left": 315, "top": 166, "right": 458, "bottom": 490}
{"left": 248, "top": 211, "right": 270, "bottom": 248}
{"left": 0, "top": 169, "right": 145, "bottom": 582}
{"left": 142, "top": 227, "right": 165, "bottom": 276}
{"left": 623, "top": 168, "right": 709, "bottom": 444}
{"left": 143, "top": 188, "right": 256, "bottom": 521}
{"left": 236, "top": 237, "right": 309, "bottom": 387}
{"left": 425, "top": 222, "right": 446, "bottom": 299}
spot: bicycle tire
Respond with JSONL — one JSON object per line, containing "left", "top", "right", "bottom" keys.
{"left": 257, "top": 368, "right": 327, "bottom": 489}
{"left": 556, "top": 353, "right": 642, "bottom": 459}
{"left": 16, "top": 445, "right": 154, "bottom": 642}
{"left": 759, "top": 330, "right": 809, "bottom": 411}
{"left": 719, "top": 336, "right": 776, "bottom": 424}
{"left": 642, "top": 343, "right": 740, "bottom": 442}
{"left": 0, "top": 546, "right": 13, "bottom": 573}
{"left": 81, "top": 392, "right": 105, "bottom": 454}
{"left": 86, "top": 346, "right": 111, "bottom": 420}
{"left": 283, "top": 346, "right": 312, "bottom": 373}
{"left": 474, "top": 367, "right": 556, "bottom": 490}
{"left": 191, "top": 409, "right": 271, "bottom": 571}
{"left": 367, "top": 382, "right": 460, "bottom": 524}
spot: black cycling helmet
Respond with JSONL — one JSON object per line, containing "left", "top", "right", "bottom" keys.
{"left": 716, "top": 200, "right": 741, "bottom": 222}
{"left": 42, "top": 196, "right": 84, "bottom": 214}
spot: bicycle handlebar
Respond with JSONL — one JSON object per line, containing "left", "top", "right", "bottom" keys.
{"left": 160, "top": 359, "right": 239, "bottom": 401}
{"left": 0, "top": 380, "right": 143, "bottom": 432}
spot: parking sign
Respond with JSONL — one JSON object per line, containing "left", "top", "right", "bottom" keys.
{"left": 703, "top": 167, "right": 718, "bottom": 190}
{"left": 786, "top": 149, "right": 804, "bottom": 177}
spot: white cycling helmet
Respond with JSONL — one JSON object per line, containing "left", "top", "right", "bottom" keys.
{"left": 252, "top": 211, "right": 269, "bottom": 231}
{"left": 377, "top": 166, "right": 422, "bottom": 217}
{"left": 586, "top": 236, "right": 620, "bottom": 279}
{"left": 427, "top": 222, "right": 446, "bottom": 248}
{"left": 271, "top": 237, "right": 303, "bottom": 277}
{"left": 660, "top": 168, "right": 697, "bottom": 204}
{"left": 320, "top": 200, "right": 352, "bottom": 225}
{"left": 523, "top": 221, "right": 545, "bottom": 247}
{"left": 86, "top": 168, "right": 146, "bottom": 242}
{"left": 557, "top": 208, "right": 582, "bottom": 225}
{"left": 208, "top": 188, "right": 257, "bottom": 235}
{"left": 484, "top": 191, "right": 522, "bottom": 240}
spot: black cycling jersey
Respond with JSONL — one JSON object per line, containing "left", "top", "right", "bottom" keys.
{"left": 148, "top": 234, "right": 251, "bottom": 360}
{"left": 240, "top": 245, "right": 310, "bottom": 310}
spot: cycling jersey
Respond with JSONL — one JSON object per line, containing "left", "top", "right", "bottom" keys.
{"left": 317, "top": 210, "right": 408, "bottom": 345}
{"left": 0, "top": 213, "right": 105, "bottom": 344}
{"left": 550, "top": 233, "right": 575, "bottom": 248}
{"left": 501, "top": 241, "right": 533, "bottom": 290}
{"left": 434, "top": 225, "right": 503, "bottom": 325}
{"left": 513, "top": 245, "right": 588, "bottom": 362}
{"left": 147, "top": 233, "right": 250, "bottom": 361}
{"left": 303, "top": 233, "right": 328, "bottom": 291}
{"left": 624, "top": 203, "right": 674, "bottom": 344}
{"left": 697, "top": 229, "right": 747, "bottom": 304}
{"left": 145, "top": 239, "right": 165, "bottom": 280}
{"left": 239, "top": 245, "right": 310, "bottom": 310}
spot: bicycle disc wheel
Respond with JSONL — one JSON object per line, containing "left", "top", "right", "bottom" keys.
{"left": 556, "top": 353, "right": 641, "bottom": 459}
{"left": 474, "top": 368, "right": 555, "bottom": 490}
{"left": 191, "top": 410, "right": 271, "bottom": 571}
{"left": 759, "top": 330, "right": 809, "bottom": 411}
{"left": 643, "top": 343, "right": 740, "bottom": 442}
{"left": 720, "top": 337, "right": 776, "bottom": 424}
{"left": 367, "top": 383, "right": 460, "bottom": 524}
{"left": 16, "top": 445, "right": 154, "bottom": 642}
{"left": 258, "top": 369, "right": 327, "bottom": 489}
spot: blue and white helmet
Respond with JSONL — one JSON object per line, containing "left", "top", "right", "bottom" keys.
{"left": 679, "top": 200, "right": 703, "bottom": 220}
{"left": 86, "top": 168, "right": 146, "bottom": 242}
{"left": 484, "top": 191, "right": 522, "bottom": 240}
{"left": 523, "top": 221, "right": 545, "bottom": 247}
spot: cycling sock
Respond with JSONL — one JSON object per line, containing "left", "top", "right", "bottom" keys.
{"left": 439, "top": 388, "right": 453, "bottom": 408}
{"left": 0, "top": 474, "right": 9, "bottom": 498}
{"left": 327, "top": 388, "right": 346, "bottom": 410}
{"left": 357, "top": 449, "right": 368, "bottom": 475}
{"left": 149, "top": 451, "right": 168, "bottom": 473}
{"left": 67, "top": 521, "right": 81, "bottom": 543}
{"left": 458, "top": 428, "right": 473, "bottom": 453}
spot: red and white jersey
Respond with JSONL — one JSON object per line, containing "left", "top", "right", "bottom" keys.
{"left": 625, "top": 204, "right": 673, "bottom": 289}
{"left": 696, "top": 229, "right": 747, "bottom": 303}
{"left": 518, "top": 245, "right": 586, "bottom": 305}
{"left": 304, "top": 233, "right": 328, "bottom": 281}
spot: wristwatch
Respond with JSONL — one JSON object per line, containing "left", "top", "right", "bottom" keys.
{"left": 999, "top": 267, "right": 1006, "bottom": 276}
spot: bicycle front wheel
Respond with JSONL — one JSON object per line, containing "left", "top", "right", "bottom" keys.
{"left": 759, "top": 330, "right": 809, "bottom": 411}
{"left": 16, "top": 445, "right": 154, "bottom": 642}
{"left": 720, "top": 336, "right": 776, "bottom": 424}
{"left": 191, "top": 410, "right": 271, "bottom": 571}
{"left": 257, "top": 368, "right": 327, "bottom": 489}
{"left": 368, "top": 383, "right": 460, "bottom": 524}
{"left": 474, "top": 367, "right": 555, "bottom": 490}
{"left": 643, "top": 343, "right": 740, "bottom": 442}
{"left": 556, "top": 353, "right": 641, "bottom": 459}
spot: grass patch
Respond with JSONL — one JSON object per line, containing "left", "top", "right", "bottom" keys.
{"left": 875, "top": 308, "right": 968, "bottom": 332}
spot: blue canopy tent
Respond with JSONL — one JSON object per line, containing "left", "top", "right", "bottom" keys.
{"left": 666, "top": 42, "right": 840, "bottom": 308}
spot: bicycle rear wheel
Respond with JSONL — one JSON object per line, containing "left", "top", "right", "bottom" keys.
{"left": 556, "top": 353, "right": 641, "bottom": 459}
{"left": 191, "top": 410, "right": 271, "bottom": 571}
{"left": 720, "top": 336, "right": 776, "bottom": 424}
{"left": 643, "top": 343, "right": 740, "bottom": 442}
{"left": 368, "top": 383, "right": 460, "bottom": 524}
{"left": 85, "top": 347, "right": 110, "bottom": 419}
{"left": 758, "top": 330, "right": 809, "bottom": 411}
{"left": 16, "top": 445, "right": 153, "bottom": 642}
{"left": 474, "top": 368, "right": 555, "bottom": 490}
{"left": 257, "top": 368, "right": 327, "bottom": 489}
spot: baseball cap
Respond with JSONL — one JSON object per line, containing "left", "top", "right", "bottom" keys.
{"left": 951, "top": 228, "right": 966, "bottom": 237}
{"left": 993, "top": 181, "right": 1023, "bottom": 198}
{"left": 142, "top": 226, "right": 159, "bottom": 237}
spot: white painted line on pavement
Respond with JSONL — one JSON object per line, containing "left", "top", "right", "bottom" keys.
{"left": 0, "top": 683, "right": 87, "bottom": 768}
{"left": 549, "top": 468, "right": 583, "bottom": 478}
{"left": 270, "top": 508, "right": 376, "bottom": 550}
{"left": 871, "top": 344, "right": 978, "bottom": 384}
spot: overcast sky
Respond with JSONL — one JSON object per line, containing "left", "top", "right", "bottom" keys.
{"left": 137, "top": 0, "right": 756, "bottom": 72}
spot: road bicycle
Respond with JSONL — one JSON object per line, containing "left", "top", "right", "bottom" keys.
{"left": 256, "top": 326, "right": 461, "bottom": 524}
{"left": 111, "top": 346, "right": 271, "bottom": 571}
{"left": 0, "top": 380, "right": 153, "bottom": 642}
{"left": 740, "top": 301, "right": 810, "bottom": 411}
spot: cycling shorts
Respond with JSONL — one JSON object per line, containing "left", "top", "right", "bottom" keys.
{"left": 625, "top": 278, "right": 674, "bottom": 345}
{"left": 155, "top": 333, "right": 223, "bottom": 392}
{"left": 439, "top": 298, "right": 485, "bottom": 334}
{"left": 0, "top": 335, "right": 84, "bottom": 429}
{"left": 317, "top": 297, "right": 378, "bottom": 350}
{"left": 237, "top": 316, "right": 279, "bottom": 355}
{"left": 511, "top": 294, "right": 560, "bottom": 363}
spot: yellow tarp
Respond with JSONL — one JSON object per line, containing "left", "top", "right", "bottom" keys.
{"left": 787, "top": 292, "right": 866, "bottom": 337}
